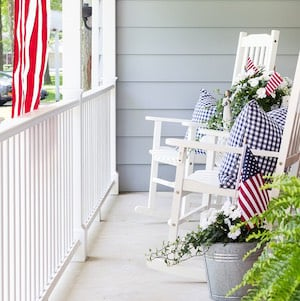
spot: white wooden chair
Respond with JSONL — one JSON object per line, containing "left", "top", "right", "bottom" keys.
{"left": 166, "top": 51, "right": 300, "bottom": 241}
{"left": 136, "top": 30, "right": 280, "bottom": 218}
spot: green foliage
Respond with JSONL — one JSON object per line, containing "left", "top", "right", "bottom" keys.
{"left": 207, "top": 68, "right": 292, "bottom": 130}
{"left": 51, "top": 0, "right": 62, "bottom": 11}
{"left": 228, "top": 175, "right": 300, "bottom": 301}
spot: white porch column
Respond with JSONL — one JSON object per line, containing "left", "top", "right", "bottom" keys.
{"left": 62, "top": 0, "right": 82, "bottom": 97}
{"left": 102, "top": 0, "right": 116, "bottom": 85}
{"left": 103, "top": 0, "right": 118, "bottom": 193}
{"left": 62, "top": 0, "right": 87, "bottom": 261}
{"left": 91, "top": 0, "right": 101, "bottom": 88}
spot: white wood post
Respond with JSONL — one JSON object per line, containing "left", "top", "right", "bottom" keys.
{"left": 72, "top": 99, "right": 88, "bottom": 262}
{"left": 62, "top": 0, "right": 82, "bottom": 98}
{"left": 102, "top": 0, "right": 116, "bottom": 85}
{"left": 62, "top": 0, "right": 87, "bottom": 261}
{"left": 91, "top": 0, "right": 101, "bottom": 88}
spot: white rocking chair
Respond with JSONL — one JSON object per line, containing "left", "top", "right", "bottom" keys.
{"left": 136, "top": 30, "right": 280, "bottom": 218}
{"left": 166, "top": 50, "right": 300, "bottom": 242}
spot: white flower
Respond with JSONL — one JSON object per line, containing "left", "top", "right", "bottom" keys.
{"left": 224, "top": 218, "right": 231, "bottom": 227}
{"left": 229, "top": 206, "right": 242, "bottom": 220}
{"left": 199, "top": 208, "right": 218, "bottom": 230}
{"left": 270, "top": 92, "right": 276, "bottom": 99}
{"left": 228, "top": 227, "right": 241, "bottom": 240}
{"left": 284, "top": 77, "right": 293, "bottom": 87}
{"left": 279, "top": 79, "right": 288, "bottom": 89}
{"left": 247, "top": 69, "right": 257, "bottom": 77}
{"left": 207, "top": 209, "right": 218, "bottom": 225}
{"left": 248, "top": 78, "right": 259, "bottom": 87}
{"left": 256, "top": 87, "right": 267, "bottom": 99}
{"left": 261, "top": 72, "right": 271, "bottom": 81}
{"left": 281, "top": 95, "right": 290, "bottom": 107}
{"left": 234, "top": 73, "right": 248, "bottom": 84}
{"left": 221, "top": 201, "right": 234, "bottom": 216}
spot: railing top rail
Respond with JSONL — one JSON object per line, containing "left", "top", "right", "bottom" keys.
{"left": 82, "top": 83, "right": 116, "bottom": 102}
{"left": 0, "top": 98, "right": 79, "bottom": 141}
{"left": 0, "top": 83, "right": 116, "bottom": 142}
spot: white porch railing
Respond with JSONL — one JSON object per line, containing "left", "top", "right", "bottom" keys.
{"left": 0, "top": 83, "right": 117, "bottom": 301}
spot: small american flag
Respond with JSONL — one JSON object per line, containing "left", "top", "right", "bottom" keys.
{"left": 246, "top": 57, "right": 259, "bottom": 74}
{"left": 265, "top": 71, "right": 283, "bottom": 96}
{"left": 237, "top": 146, "right": 270, "bottom": 225}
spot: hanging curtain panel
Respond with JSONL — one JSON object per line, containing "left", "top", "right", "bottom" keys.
{"left": 12, "top": 0, "right": 49, "bottom": 117}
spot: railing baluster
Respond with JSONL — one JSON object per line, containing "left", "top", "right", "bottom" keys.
{"left": 0, "top": 84, "right": 116, "bottom": 300}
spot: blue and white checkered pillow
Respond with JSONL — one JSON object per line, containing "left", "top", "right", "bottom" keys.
{"left": 188, "top": 89, "right": 216, "bottom": 154}
{"left": 267, "top": 107, "right": 288, "bottom": 130}
{"left": 219, "top": 100, "right": 283, "bottom": 188}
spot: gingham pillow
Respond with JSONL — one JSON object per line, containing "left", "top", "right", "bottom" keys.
{"left": 188, "top": 89, "right": 217, "bottom": 154}
{"left": 219, "top": 100, "right": 283, "bottom": 188}
{"left": 267, "top": 107, "right": 288, "bottom": 130}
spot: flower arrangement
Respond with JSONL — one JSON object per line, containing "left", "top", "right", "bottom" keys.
{"left": 208, "top": 67, "right": 293, "bottom": 130}
{"left": 147, "top": 201, "right": 266, "bottom": 266}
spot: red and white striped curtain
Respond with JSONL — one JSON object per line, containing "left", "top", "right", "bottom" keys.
{"left": 12, "top": 0, "right": 49, "bottom": 117}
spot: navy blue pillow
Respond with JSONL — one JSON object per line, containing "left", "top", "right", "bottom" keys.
{"left": 188, "top": 89, "right": 216, "bottom": 154}
{"left": 219, "top": 100, "right": 283, "bottom": 188}
{"left": 267, "top": 107, "right": 288, "bottom": 130}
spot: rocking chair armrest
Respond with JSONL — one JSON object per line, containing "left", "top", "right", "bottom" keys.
{"left": 196, "top": 128, "right": 230, "bottom": 139}
{"left": 182, "top": 121, "right": 230, "bottom": 138}
{"left": 181, "top": 120, "right": 207, "bottom": 128}
{"left": 166, "top": 138, "right": 243, "bottom": 154}
{"left": 145, "top": 116, "right": 190, "bottom": 124}
{"left": 165, "top": 138, "right": 281, "bottom": 159}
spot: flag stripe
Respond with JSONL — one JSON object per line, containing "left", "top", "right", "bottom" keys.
{"left": 250, "top": 176, "right": 268, "bottom": 211}
{"left": 237, "top": 146, "right": 270, "bottom": 227}
{"left": 12, "top": 0, "right": 49, "bottom": 117}
{"left": 256, "top": 175, "right": 269, "bottom": 209}
{"left": 266, "top": 72, "right": 283, "bottom": 96}
{"left": 246, "top": 57, "right": 259, "bottom": 74}
{"left": 240, "top": 180, "right": 263, "bottom": 215}
{"left": 238, "top": 188, "right": 256, "bottom": 220}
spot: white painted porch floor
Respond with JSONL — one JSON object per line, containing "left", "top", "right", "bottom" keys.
{"left": 49, "top": 192, "right": 212, "bottom": 301}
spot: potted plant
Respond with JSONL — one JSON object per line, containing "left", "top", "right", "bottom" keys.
{"left": 147, "top": 175, "right": 300, "bottom": 300}
{"left": 228, "top": 175, "right": 300, "bottom": 300}
{"left": 147, "top": 201, "right": 266, "bottom": 301}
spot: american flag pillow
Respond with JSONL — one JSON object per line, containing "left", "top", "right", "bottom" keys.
{"left": 219, "top": 100, "right": 283, "bottom": 188}
{"left": 187, "top": 89, "right": 217, "bottom": 154}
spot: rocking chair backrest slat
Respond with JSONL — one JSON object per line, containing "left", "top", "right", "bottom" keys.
{"left": 276, "top": 53, "right": 300, "bottom": 176}
{"left": 232, "top": 30, "right": 280, "bottom": 83}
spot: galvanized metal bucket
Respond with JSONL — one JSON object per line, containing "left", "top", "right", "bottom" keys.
{"left": 204, "top": 242, "right": 261, "bottom": 301}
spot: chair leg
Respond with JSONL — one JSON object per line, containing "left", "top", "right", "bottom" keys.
{"left": 135, "top": 159, "right": 169, "bottom": 218}
{"left": 168, "top": 195, "right": 182, "bottom": 241}
{"left": 148, "top": 159, "right": 159, "bottom": 209}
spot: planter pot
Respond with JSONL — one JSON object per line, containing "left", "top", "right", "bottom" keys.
{"left": 204, "top": 242, "right": 262, "bottom": 301}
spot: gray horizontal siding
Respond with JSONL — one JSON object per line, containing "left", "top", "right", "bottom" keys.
{"left": 116, "top": 0, "right": 300, "bottom": 192}
{"left": 118, "top": 164, "right": 176, "bottom": 192}
{"left": 117, "top": 1, "right": 300, "bottom": 28}
{"left": 118, "top": 28, "right": 300, "bottom": 55}
{"left": 117, "top": 136, "right": 184, "bottom": 165}
{"left": 117, "top": 82, "right": 228, "bottom": 109}
{"left": 117, "top": 55, "right": 297, "bottom": 82}
{"left": 117, "top": 109, "right": 192, "bottom": 136}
